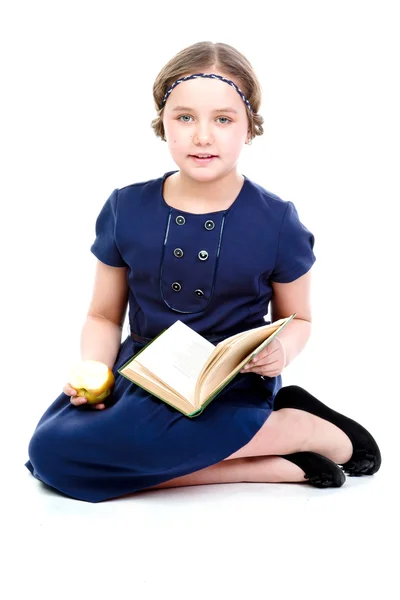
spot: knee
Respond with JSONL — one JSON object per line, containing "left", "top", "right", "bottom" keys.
{"left": 27, "top": 421, "right": 69, "bottom": 489}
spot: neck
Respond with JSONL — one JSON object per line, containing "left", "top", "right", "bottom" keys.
{"left": 174, "top": 168, "right": 244, "bottom": 205}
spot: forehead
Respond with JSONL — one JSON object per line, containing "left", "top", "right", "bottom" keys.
{"left": 165, "top": 74, "right": 246, "bottom": 113}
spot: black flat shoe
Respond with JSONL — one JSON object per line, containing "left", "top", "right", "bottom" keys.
{"left": 281, "top": 451, "right": 346, "bottom": 488}
{"left": 274, "top": 385, "right": 381, "bottom": 476}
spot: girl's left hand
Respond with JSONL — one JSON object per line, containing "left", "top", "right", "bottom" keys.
{"left": 240, "top": 337, "right": 286, "bottom": 378}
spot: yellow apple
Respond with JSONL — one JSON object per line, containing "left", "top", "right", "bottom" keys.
{"left": 69, "top": 360, "right": 115, "bottom": 405}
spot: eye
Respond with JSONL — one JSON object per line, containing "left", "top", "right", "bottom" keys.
{"left": 177, "top": 115, "right": 232, "bottom": 124}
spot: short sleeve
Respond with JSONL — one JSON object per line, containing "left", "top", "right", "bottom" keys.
{"left": 271, "top": 201, "right": 316, "bottom": 283}
{"left": 90, "top": 189, "right": 127, "bottom": 267}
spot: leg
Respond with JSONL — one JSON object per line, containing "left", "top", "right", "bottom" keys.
{"left": 147, "top": 456, "right": 306, "bottom": 490}
{"left": 223, "top": 409, "right": 353, "bottom": 464}
{"left": 271, "top": 385, "right": 381, "bottom": 476}
{"left": 149, "top": 400, "right": 354, "bottom": 490}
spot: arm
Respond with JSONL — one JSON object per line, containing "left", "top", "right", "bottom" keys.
{"left": 271, "top": 269, "right": 313, "bottom": 367}
{"left": 80, "top": 260, "right": 129, "bottom": 369}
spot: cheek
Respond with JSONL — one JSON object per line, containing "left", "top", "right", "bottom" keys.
{"left": 224, "top": 130, "right": 247, "bottom": 152}
{"left": 166, "top": 125, "right": 192, "bottom": 151}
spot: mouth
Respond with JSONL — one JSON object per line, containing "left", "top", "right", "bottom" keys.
{"left": 189, "top": 154, "right": 218, "bottom": 163}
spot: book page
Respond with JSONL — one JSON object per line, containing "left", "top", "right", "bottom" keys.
{"left": 134, "top": 320, "right": 215, "bottom": 405}
{"left": 197, "top": 328, "right": 278, "bottom": 404}
{"left": 124, "top": 362, "right": 194, "bottom": 415}
{"left": 195, "top": 315, "right": 296, "bottom": 405}
{"left": 194, "top": 320, "right": 286, "bottom": 400}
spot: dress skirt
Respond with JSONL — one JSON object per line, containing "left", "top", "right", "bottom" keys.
{"left": 25, "top": 335, "right": 282, "bottom": 503}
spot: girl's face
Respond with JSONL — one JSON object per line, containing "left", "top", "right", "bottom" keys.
{"left": 162, "top": 72, "right": 250, "bottom": 182}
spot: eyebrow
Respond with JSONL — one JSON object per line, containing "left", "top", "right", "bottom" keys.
{"left": 171, "top": 105, "right": 239, "bottom": 114}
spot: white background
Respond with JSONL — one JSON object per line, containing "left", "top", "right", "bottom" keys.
{"left": 1, "top": 1, "right": 399, "bottom": 599}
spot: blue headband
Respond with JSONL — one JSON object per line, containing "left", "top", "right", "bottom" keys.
{"left": 160, "top": 73, "right": 253, "bottom": 113}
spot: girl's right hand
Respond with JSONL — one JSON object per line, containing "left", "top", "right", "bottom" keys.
{"left": 63, "top": 383, "right": 107, "bottom": 410}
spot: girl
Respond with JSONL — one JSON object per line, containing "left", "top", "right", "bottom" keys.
{"left": 25, "top": 41, "right": 381, "bottom": 502}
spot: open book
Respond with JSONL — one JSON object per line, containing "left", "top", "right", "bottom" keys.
{"left": 118, "top": 314, "right": 295, "bottom": 417}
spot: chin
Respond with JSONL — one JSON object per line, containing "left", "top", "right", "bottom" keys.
{"left": 184, "top": 159, "right": 226, "bottom": 178}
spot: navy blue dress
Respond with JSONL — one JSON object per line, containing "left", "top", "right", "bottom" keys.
{"left": 25, "top": 171, "right": 316, "bottom": 502}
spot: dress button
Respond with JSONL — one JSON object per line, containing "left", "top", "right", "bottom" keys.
{"left": 176, "top": 216, "right": 186, "bottom": 225}
{"left": 204, "top": 220, "right": 215, "bottom": 230}
{"left": 195, "top": 289, "right": 204, "bottom": 297}
{"left": 174, "top": 248, "right": 184, "bottom": 258}
{"left": 198, "top": 250, "right": 208, "bottom": 261}
{"left": 172, "top": 282, "right": 182, "bottom": 292}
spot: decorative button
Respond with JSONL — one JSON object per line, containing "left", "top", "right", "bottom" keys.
{"left": 172, "top": 282, "right": 182, "bottom": 292}
{"left": 176, "top": 216, "right": 186, "bottom": 225}
{"left": 174, "top": 248, "right": 184, "bottom": 258}
{"left": 195, "top": 289, "right": 204, "bottom": 297}
{"left": 204, "top": 220, "right": 215, "bottom": 230}
{"left": 198, "top": 250, "right": 208, "bottom": 261}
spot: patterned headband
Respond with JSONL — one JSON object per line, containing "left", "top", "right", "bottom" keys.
{"left": 159, "top": 73, "right": 253, "bottom": 113}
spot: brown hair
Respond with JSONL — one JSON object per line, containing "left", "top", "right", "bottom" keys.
{"left": 151, "top": 41, "right": 264, "bottom": 142}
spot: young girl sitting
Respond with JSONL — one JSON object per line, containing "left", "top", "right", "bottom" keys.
{"left": 25, "top": 41, "right": 381, "bottom": 503}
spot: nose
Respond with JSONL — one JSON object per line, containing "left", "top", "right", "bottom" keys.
{"left": 193, "top": 121, "right": 214, "bottom": 145}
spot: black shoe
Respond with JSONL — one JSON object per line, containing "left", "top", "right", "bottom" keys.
{"left": 281, "top": 451, "right": 346, "bottom": 488}
{"left": 274, "top": 385, "right": 381, "bottom": 476}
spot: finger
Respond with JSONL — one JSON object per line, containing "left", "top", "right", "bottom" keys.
{"left": 261, "top": 359, "right": 281, "bottom": 373}
{"left": 94, "top": 403, "right": 106, "bottom": 410}
{"left": 246, "top": 356, "right": 280, "bottom": 371}
{"left": 64, "top": 383, "right": 78, "bottom": 396}
{"left": 241, "top": 364, "right": 262, "bottom": 374}
{"left": 252, "top": 347, "right": 280, "bottom": 363}
{"left": 261, "top": 361, "right": 282, "bottom": 375}
{"left": 264, "top": 347, "right": 281, "bottom": 357}
{"left": 258, "top": 357, "right": 281, "bottom": 367}
{"left": 70, "top": 395, "right": 87, "bottom": 406}
{"left": 242, "top": 358, "right": 281, "bottom": 375}
{"left": 242, "top": 346, "right": 282, "bottom": 371}
{"left": 248, "top": 350, "right": 277, "bottom": 367}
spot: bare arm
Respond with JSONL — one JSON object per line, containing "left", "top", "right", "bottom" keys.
{"left": 80, "top": 260, "right": 129, "bottom": 369}
{"left": 270, "top": 270, "right": 313, "bottom": 367}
